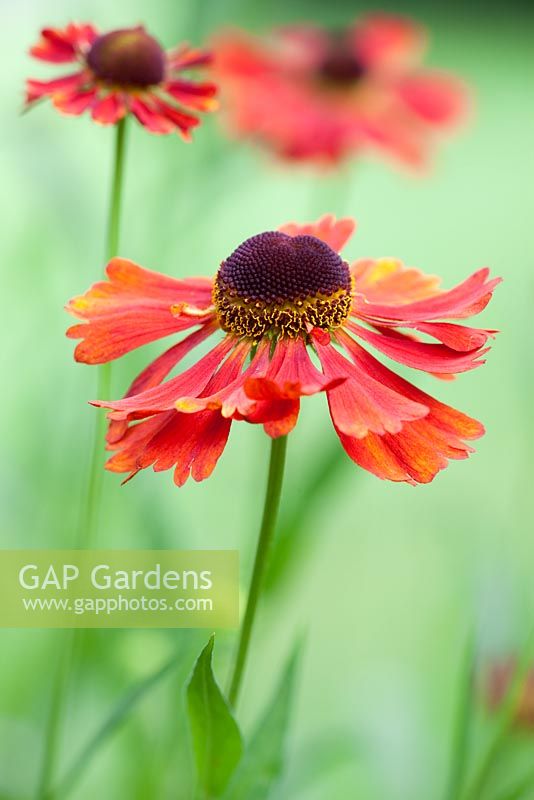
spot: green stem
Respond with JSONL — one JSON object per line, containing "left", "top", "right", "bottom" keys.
{"left": 35, "top": 631, "right": 76, "bottom": 800}
{"left": 227, "top": 436, "right": 288, "bottom": 708}
{"left": 35, "top": 119, "right": 128, "bottom": 800}
{"left": 106, "top": 117, "right": 127, "bottom": 261}
{"left": 444, "top": 634, "right": 475, "bottom": 800}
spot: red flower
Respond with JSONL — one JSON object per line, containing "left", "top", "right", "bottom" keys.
{"left": 66, "top": 215, "right": 499, "bottom": 486}
{"left": 26, "top": 23, "right": 218, "bottom": 137}
{"left": 213, "top": 14, "right": 468, "bottom": 166}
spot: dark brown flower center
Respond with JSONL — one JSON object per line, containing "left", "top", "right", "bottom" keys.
{"left": 214, "top": 231, "right": 352, "bottom": 339}
{"left": 318, "top": 31, "right": 365, "bottom": 86}
{"left": 87, "top": 27, "right": 165, "bottom": 87}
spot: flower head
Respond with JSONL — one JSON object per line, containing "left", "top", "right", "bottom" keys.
{"left": 67, "top": 215, "right": 499, "bottom": 486}
{"left": 213, "top": 14, "right": 468, "bottom": 166}
{"left": 26, "top": 23, "right": 218, "bottom": 137}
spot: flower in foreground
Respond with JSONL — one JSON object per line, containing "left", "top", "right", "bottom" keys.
{"left": 26, "top": 23, "right": 218, "bottom": 137}
{"left": 213, "top": 14, "right": 467, "bottom": 166}
{"left": 66, "top": 215, "right": 499, "bottom": 486}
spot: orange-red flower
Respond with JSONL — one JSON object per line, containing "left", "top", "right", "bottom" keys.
{"left": 26, "top": 23, "right": 218, "bottom": 137}
{"left": 66, "top": 215, "right": 499, "bottom": 486}
{"left": 485, "top": 660, "right": 534, "bottom": 728}
{"left": 213, "top": 14, "right": 467, "bottom": 166}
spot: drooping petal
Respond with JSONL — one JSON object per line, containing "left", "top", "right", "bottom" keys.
{"left": 66, "top": 258, "right": 214, "bottom": 363}
{"left": 106, "top": 338, "right": 246, "bottom": 485}
{"left": 352, "top": 13, "right": 426, "bottom": 71}
{"left": 333, "top": 331, "right": 484, "bottom": 483}
{"left": 29, "top": 23, "right": 98, "bottom": 63}
{"left": 106, "top": 323, "right": 218, "bottom": 446}
{"left": 93, "top": 336, "right": 235, "bottom": 420}
{"left": 53, "top": 88, "right": 98, "bottom": 115}
{"left": 345, "top": 323, "right": 489, "bottom": 374}
{"left": 406, "top": 321, "right": 497, "bottom": 351}
{"left": 245, "top": 336, "right": 343, "bottom": 401}
{"left": 25, "top": 72, "right": 88, "bottom": 104}
{"left": 351, "top": 258, "right": 442, "bottom": 304}
{"left": 338, "top": 331, "right": 484, "bottom": 438}
{"left": 127, "top": 323, "right": 218, "bottom": 399}
{"left": 130, "top": 96, "right": 177, "bottom": 134}
{"left": 337, "top": 416, "right": 475, "bottom": 484}
{"left": 150, "top": 96, "right": 200, "bottom": 140}
{"left": 279, "top": 215, "right": 356, "bottom": 253}
{"left": 397, "top": 72, "right": 468, "bottom": 125}
{"left": 313, "top": 333, "right": 428, "bottom": 438}
{"left": 91, "top": 92, "right": 127, "bottom": 125}
{"left": 167, "top": 45, "right": 213, "bottom": 71}
{"left": 176, "top": 340, "right": 265, "bottom": 417}
{"left": 164, "top": 80, "right": 219, "bottom": 112}
{"left": 353, "top": 267, "right": 501, "bottom": 323}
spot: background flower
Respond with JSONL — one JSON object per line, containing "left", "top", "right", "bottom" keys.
{"left": 213, "top": 13, "right": 468, "bottom": 166}
{"left": 26, "top": 22, "right": 218, "bottom": 136}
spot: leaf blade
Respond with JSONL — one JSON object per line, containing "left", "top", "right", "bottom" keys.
{"left": 187, "top": 635, "right": 243, "bottom": 798}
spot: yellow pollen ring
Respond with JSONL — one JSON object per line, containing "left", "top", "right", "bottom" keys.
{"left": 213, "top": 282, "right": 353, "bottom": 340}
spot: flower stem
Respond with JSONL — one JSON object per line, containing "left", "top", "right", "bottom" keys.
{"left": 77, "top": 117, "right": 127, "bottom": 546}
{"left": 106, "top": 117, "right": 127, "bottom": 261}
{"left": 35, "top": 119, "right": 128, "bottom": 800}
{"left": 228, "top": 435, "right": 288, "bottom": 708}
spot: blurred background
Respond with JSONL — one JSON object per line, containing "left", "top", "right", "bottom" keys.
{"left": 1, "top": 0, "right": 533, "bottom": 798}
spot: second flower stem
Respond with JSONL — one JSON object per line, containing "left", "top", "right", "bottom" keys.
{"left": 228, "top": 435, "right": 288, "bottom": 708}
{"left": 77, "top": 117, "right": 127, "bottom": 547}
{"left": 36, "top": 120, "right": 128, "bottom": 800}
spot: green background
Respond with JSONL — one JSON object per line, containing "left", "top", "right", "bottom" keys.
{"left": 1, "top": 0, "right": 532, "bottom": 798}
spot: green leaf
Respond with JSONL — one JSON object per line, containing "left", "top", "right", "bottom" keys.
{"left": 224, "top": 640, "right": 301, "bottom": 800}
{"left": 187, "top": 635, "right": 243, "bottom": 798}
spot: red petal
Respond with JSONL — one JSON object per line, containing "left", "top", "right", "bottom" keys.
{"left": 25, "top": 72, "right": 87, "bottom": 103}
{"left": 245, "top": 336, "right": 342, "bottom": 401}
{"left": 151, "top": 96, "right": 200, "bottom": 139}
{"left": 53, "top": 88, "right": 98, "bottom": 115}
{"left": 66, "top": 258, "right": 214, "bottom": 364}
{"left": 411, "top": 321, "right": 497, "bottom": 351}
{"left": 30, "top": 23, "right": 97, "bottom": 62}
{"left": 93, "top": 336, "right": 235, "bottom": 420}
{"left": 345, "top": 323, "right": 488, "bottom": 374}
{"left": 279, "top": 214, "right": 356, "bottom": 253}
{"left": 168, "top": 45, "right": 213, "bottom": 71}
{"left": 314, "top": 335, "right": 428, "bottom": 438}
{"left": 398, "top": 73, "right": 468, "bottom": 125}
{"left": 353, "top": 267, "right": 501, "bottom": 323}
{"left": 91, "top": 93, "right": 127, "bottom": 125}
{"left": 164, "top": 80, "right": 219, "bottom": 112}
{"left": 351, "top": 258, "right": 442, "bottom": 304}
{"left": 352, "top": 13, "right": 426, "bottom": 71}
{"left": 337, "top": 416, "right": 474, "bottom": 485}
{"left": 130, "top": 97, "right": 176, "bottom": 135}
{"left": 106, "top": 408, "right": 232, "bottom": 486}
{"left": 338, "top": 332, "right": 484, "bottom": 440}
{"left": 176, "top": 340, "right": 266, "bottom": 417}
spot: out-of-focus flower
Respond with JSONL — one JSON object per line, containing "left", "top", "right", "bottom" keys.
{"left": 485, "top": 660, "right": 534, "bottom": 727}
{"left": 26, "top": 23, "right": 218, "bottom": 137}
{"left": 213, "top": 14, "right": 468, "bottom": 167}
{"left": 66, "top": 215, "right": 498, "bottom": 486}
